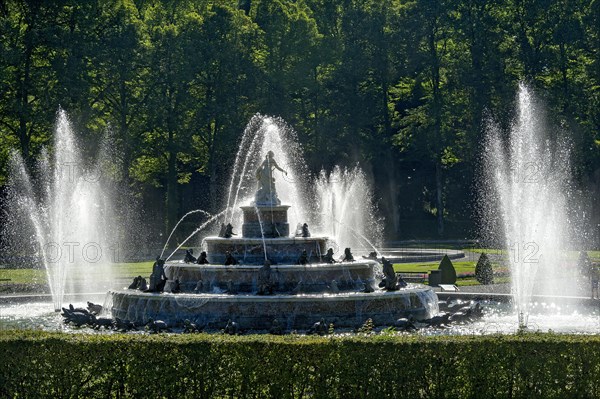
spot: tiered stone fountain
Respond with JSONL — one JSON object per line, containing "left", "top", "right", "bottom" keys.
{"left": 109, "top": 152, "right": 438, "bottom": 331}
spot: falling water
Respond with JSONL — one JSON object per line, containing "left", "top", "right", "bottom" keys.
{"left": 254, "top": 206, "right": 268, "bottom": 260}
{"left": 6, "top": 109, "right": 118, "bottom": 311}
{"left": 330, "top": 216, "right": 381, "bottom": 256}
{"left": 221, "top": 115, "right": 311, "bottom": 233}
{"left": 483, "top": 83, "right": 576, "bottom": 326}
{"left": 166, "top": 210, "right": 226, "bottom": 262}
{"left": 224, "top": 115, "right": 264, "bottom": 222}
{"left": 160, "top": 209, "right": 213, "bottom": 259}
{"left": 313, "top": 166, "right": 383, "bottom": 253}
{"left": 216, "top": 115, "right": 382, "bottom": 255}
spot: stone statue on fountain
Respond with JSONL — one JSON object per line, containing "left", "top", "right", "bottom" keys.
{"left": 257, "top": 259, "right": 274, "bottom": 295}
{"left": 196, "top": 251, "right": 209, "bottom": 264}
{"left": 255, "top": 151, "right": 287, "bottom": 206}
{"left": 148, "top": 257, "right": 167, "bottom": 292}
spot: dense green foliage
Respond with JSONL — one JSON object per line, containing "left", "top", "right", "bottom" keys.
{"left": 2, "top": 330, "right": 600, "bottom": 398}
{"left": 0, "top": 0, "right": 599, "bottom": 238}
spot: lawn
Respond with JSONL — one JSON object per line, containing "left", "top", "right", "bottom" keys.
{"left": 2, "top": 260, "right": 484, "bottom": 286}
{"left": 393, "top": 260, "right": 477, "bottom": 286}
{"left": 468, "top": 248, "right": 600, "bottom": 262}
{"left": 569, "top": 250, "right": 600, "bottom": 262}
{"left": 0, "top": 268, "right": 46, "bottom": 284}
{"left": 393, "top": 261, "right": 477, "bottom": 274}
{"left": 393, "top": 260, "right": 510, "bottom": 286}
{"left": 467, "top": 248, "right": 505, "bottom": 255}
{"left": 0, "top": 261, "right": 154, "bottom": 285}
{"left": 4, "top": 249, "right": 597, "bottom": 288}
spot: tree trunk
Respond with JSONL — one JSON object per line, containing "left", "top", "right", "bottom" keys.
{"left": 559, "top": 41, "right": 569, "bottom": 112}
{"left": 386, "top": 149, "right": 400, "bottom": 236}
{"left": 208, "top": 152, "right": 218, "bottom": 214}
{"left": 165, "top": 129, "right": 178, "bottom": 236}
{"left": 207, "top": 121, "right": 218, "bottom": 213}
{"left": 428, "top": 15, "right": 444, "bottom": 237}
{"left": 163, "top": 65, "right": 180, "bottom": 235}
{"left": 119, "top": 77, "right": 130, "bottom": 182}
{"left": 380, "top": 55, "right": 399, "bottom": 235}
{"left": 467, "top": 3, "right": 487, "bottom": 150}
{"left": 18, "top": 24, "right": 34, "bottom": 159}
{"left": 435, "top": 159, "right": 444, "bottom": 236}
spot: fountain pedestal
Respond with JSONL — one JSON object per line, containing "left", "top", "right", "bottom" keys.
{"left": 204, "top": 237, "right": 328, "bottom": 265}
{"left": 241, "top": 205, "right": 290, "bottom": 238}
{"left": 204, "top": 203, "right": 328, "bottom": 264}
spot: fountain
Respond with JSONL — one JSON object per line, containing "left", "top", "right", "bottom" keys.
{"left": 4, "top": 101, "right": 595, "bottom": 335}
{"left": 5, "top": 110, "right": 118, "bottom": 311}
{"left": 483, "top": 83, "right": 581, "bottom": 327}
{"left": 108, "top": 122, "right": 439, "bottom": 330}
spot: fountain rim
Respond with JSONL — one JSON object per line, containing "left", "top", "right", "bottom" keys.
{"left": 240, "top": 204, "right": 291, "bottom": 211}
{"left": 201, "top": 236, "right": 330, "bottom": 243}
{"left": 163, "top": 259, "right": 378, "bottom": 271}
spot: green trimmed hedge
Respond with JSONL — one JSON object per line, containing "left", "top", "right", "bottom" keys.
{"left": 1, "top": 331, "right": 600, "bottom": 398}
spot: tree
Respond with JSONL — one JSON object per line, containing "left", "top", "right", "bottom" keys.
{"left": 188, "top": 4, "right": 263, "bottom": 212}
{"left": 0, "top": 0, "right": 598, "bottom": 241}
{"left": 253, "top": 0, "right": 322, "bottom": 135}
{"left": 475, "top": 252, "right": 494, "bottom": 284}
{"left": 438, "top": 254, "right": 457, "bottom": 284}
{"left": 393, "top": 0, "right": 460, "bottom": 236}
{"left": 87, "top": 0, "right": 148, "bottom": 181}
{"left": 131, "top": 2, "right": 205, "bottom": 234}
{"left": 0, "top": 1, "right": 61, "bottom": 163}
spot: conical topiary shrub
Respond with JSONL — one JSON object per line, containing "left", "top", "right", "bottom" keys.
{"left": 438, "top": 255, "right": 457, "bottom": 284}
{"left": 475, "top": 253, "right": 494, "bottom": 285}
{"left": 577, "top": 251, "right": 591, "bottom": 276}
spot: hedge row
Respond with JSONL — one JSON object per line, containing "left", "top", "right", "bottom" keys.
{"left": 1, "top": 331, "right": 600, "bottom": 398}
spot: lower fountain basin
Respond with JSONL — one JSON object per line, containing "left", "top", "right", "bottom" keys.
{"left": 109, "top": 284, "right": 438, "bottom": 330}
{"left": 380, "top": 249, "right": 465, "bottom": 263}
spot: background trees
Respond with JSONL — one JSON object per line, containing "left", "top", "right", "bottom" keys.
{"left": 0, "top": 0, "right": 599, "bottom": 242}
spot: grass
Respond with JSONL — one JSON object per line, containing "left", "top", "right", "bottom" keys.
{"left": 0, "top": 261, "right": 154, "bottom": 285}
{"left": 1, "top": 259, "right": 490, "bottom": 285}
{"left": 393, "top": 261, "right": 478, "bottom": 286}
{"left": 467, "top": 248, "right": 505, "bottom": 255}
{"left": 393, "top": 260, "right": 511, "bottom": 286}
{"left": 393, "top": 261, "right": 477, "bottom": 274}
{"left": 113, "top": 261, "right": 154, "bottom": 278}
{"left": 0, "top": 268, "right": 46, "bottom": 284}
{"left": 569, "top": 250, "right": 600, "bottom": 262}
{"left": 467, "top": 248, "right": 600, "bottom": 262}
{"left": 5, "top": 247, "right": 596, "bottom": 287}
{"left": 456, "top": 276, "right": 510, "bottom": 286}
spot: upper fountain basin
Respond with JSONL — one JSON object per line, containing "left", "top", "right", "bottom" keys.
{"left": 204, "top": 236, "right": 329, "bottom": 265}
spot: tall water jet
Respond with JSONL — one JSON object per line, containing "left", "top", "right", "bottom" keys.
{"left": 314, "top": 166, "right": 383, "bottom": 253}
{"left": 483, "top": 83, "right": 576, "bottom": 326}
{"left": 220, "top": 116, "right": 311, "bottom": 242}
{"left": 5, "top": 110, "right": 118, "bottom": 311}
{"left": 220, "top": 114, "right": 382, "bottom": 256}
